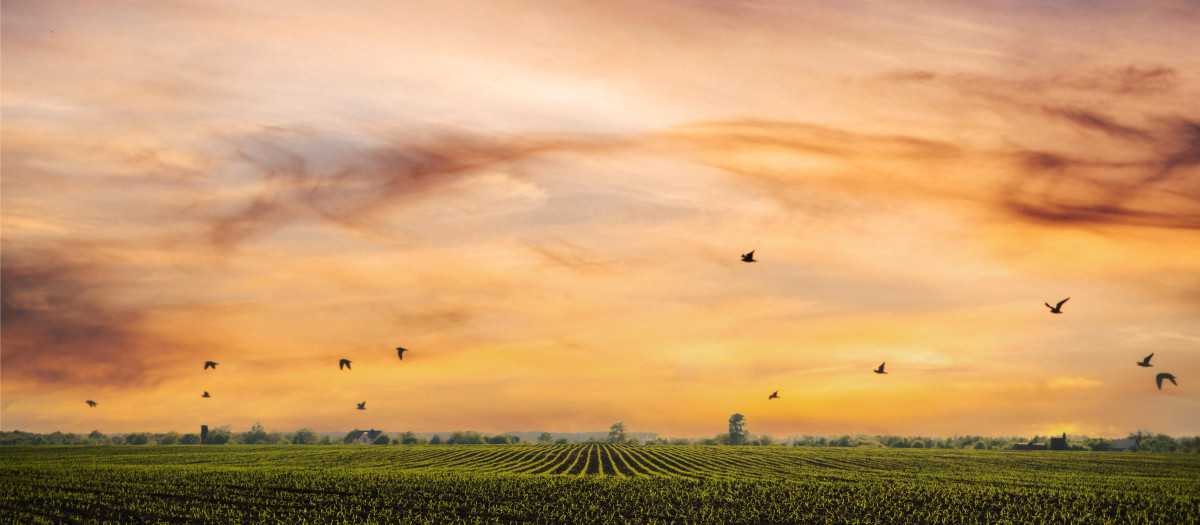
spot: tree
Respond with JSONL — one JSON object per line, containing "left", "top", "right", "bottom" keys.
{"left": 429, "top": 435, "right": 443, "bottom": 445}
{"left": 180, "top": 433, "right": 202, "bottom": 445}
{"left": 554, "top": 438, "right": 570, "bottom": 445}
{"left": 159, "top": 431, "right": 181, "bottom": 445}
{"left": 608, "top": 422, "right": 628, "bottom": 444}
{"left": 728, "top": 414, "right": 748, "bottom": 445}
{"left": 447, "top": 431, "right": 484, "bottom": 444}
{"left": 399, "top": 431, "right": 419, "bottom": 445}
{"left": 204, "top": 426, "right": 233, "bottom": 445}
{"left": 241, "top": 423, "right": 272, "bottom": 445}
{"left": 292, "top": 428, "right": 319, "bottom": 445}
{"left": 538, "top": 432, "right": 553, "bottom": 444}
{"left": 372, "top": 434, "right": 391, "bottom": 445}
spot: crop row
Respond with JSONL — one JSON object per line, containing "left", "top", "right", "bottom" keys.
{"left": 3, "top": 446, "right": 1197, "bottom": 523}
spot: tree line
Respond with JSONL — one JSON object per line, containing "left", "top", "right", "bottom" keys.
{"left": 3, "top": 419, "right": 1198, "bottom": 452}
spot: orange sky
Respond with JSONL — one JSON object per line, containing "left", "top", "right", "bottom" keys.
{"left": 3, "top": 0, "right": 1199, "bottom": 439}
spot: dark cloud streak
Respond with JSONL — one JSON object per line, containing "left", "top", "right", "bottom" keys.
{"left": 205, "top": 127, "right": 626, "bottom": 249}
{"left": 0, "top": 249, "right": 168, "bottom": 391}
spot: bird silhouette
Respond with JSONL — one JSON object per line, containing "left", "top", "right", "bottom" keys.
{"left": 85, "top": 400, "right": 97, "bottom": 408}
{"left": 396, "top": 347, "right": 407, "bottom": 360}
{"left": 1137, "top": 353, "right": 1154, "bottom": 367}
{"left": 202, "top": 391, "right": 211, "bottom": 398}
{"left": 356, "top": 401, "right": 366, "bottom": 410}
{"left": 873, "top": 362, "right": 887, "bottom": 374}
{"left": 741, "top": 250, "right": 756, "bottom": 263}
{"left": 768, "top": 390, "right": 779, "bottom": 400}
{"left": 1156, "top": 373, "right": 1177, "bottom": 390}
{"left": 1045, "top": 297, "right": 1069, "bottom": 314}
{"left": 204, "top": 361, "right": 218, "bottom": 370}
{"left": 339, "top": 359, "right": 351, "bottom": 371}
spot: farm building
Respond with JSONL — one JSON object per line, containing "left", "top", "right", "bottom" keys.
{"left": 1012, "top": 442, "right": 1048, "bottom": 451}
{"left": 1049, "top": 433, "right": 1068, "bottom": 451}
{"left": 1112, "top": 438, "right": 1139, "bottom": 452}
{"left": 347, "top": 429, "right": 386, "bottom": 444}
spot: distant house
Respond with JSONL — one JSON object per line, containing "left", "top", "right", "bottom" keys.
{"left": 1049, "top": 433, "right": 1068, "bottom": 451}
{"left": 1112, "top": 438, "right": 1138, "bottom": 452}
{"left": 347, "top": 429, "right": 385, "bottom": 444}
{"left": 1013, "top": 441, "right": 1048, "bottom": 451}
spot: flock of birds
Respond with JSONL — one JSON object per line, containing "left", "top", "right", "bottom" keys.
{"left": 741, "top": 253, "right": 1181, "bottom": 401}
{"left": 85, "top": 348, "right": 410, "bottom": 410}
{"left": 83, "top": 250, "right": 1180, "bottom": 412}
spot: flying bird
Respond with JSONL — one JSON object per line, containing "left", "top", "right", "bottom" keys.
{"left": 202, "top": 391, "right": 211, "bottom": 398}
{"left": 204, "top": 361, "right": 218, "bottom": 370}
{"left": 1156, "top": 373, "right": 1177, "bottom": 390}
{"left": 741, "top": 250, "right": 756, "bottom": 263}
{"left": 85, "top": 400, "right": 97, "bottom": 408}
{"left": 873, "top": 362, "right": 887, "bottom": 374}
{"left": 1137, "top": 353, "right": 1154, "bottom": 367}
{"left": 768, "top": 390, "right": 779, "bottom": 400}
{"left": 356, "top": 401, "right": 366, "bottom": 410}
{"left": 396, "top": 347, "right": 407, "bottom": 360}
{"left": 339, "top": 359, "right": 351, "bottom": 371}
{"left": 1045, "top": 297, "right": 1069, "bottom": 314}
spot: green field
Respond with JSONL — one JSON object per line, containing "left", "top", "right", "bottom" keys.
{"left": 2, "top": 445, "right": 1197, "bottom": 524}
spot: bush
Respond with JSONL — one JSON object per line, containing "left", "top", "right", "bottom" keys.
{"left": 372, "top": 434, "right": 390, "bottom": 445}
{"left": 911, "top": 440, "right": 924, "bottom": 449}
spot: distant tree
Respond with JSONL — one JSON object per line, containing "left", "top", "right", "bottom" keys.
{"left": 608, "top": 422, "right": 628, "bottom": 444}
{"left": 695, "top": 437, "right": 719, "bottom": 446}
{"left": 179, "top": 433, "right": 202, "bottom": 445}
{"left": 669, "top": 437, "right": 692, "bottom": 446}
{"left": 318, "top": 436, "right": 333, "bottom": 445}
{"left": 1138, "top": 433, "right": 1178, "bottom": 453}
{"left": 372, "top": 434, "right": 390, "bottom": 445}
{"left": 973, "top": 441, "right": 987, "bottom": 450}
{"left": 429, "top": 435, "right": 443, "bottom": 445}
{"left": 756, "top": 435, "right": 775, "bottom": 446}
{"left": 205, "top": 426, "right": 233, "bottom": 445}
{"left": 447, "top": 431, "right": 484, "bottom": 445}
{"left": 86, "top": 430, "right": 112, "bottom": 446}
{"left": 727, "top": 414, "right": 748, "bottom": 445}
{"left": 127, "top": 433, "right": 151, "bottom": 445}
{"left": 241, "top": 423, "right": 272, "bottom": 445}
{"left": 292, "top": 428, "right": 319, "bottom": 445}
{"left": 911, "top": 440, "right": 925, "bottom": 449}
{"left": 554, "top": 438, "right": 570, "bottom": 445}
{"left": 159, "top": 431, "right": 181, "bottom": 445}
{"left": 343, "top": 430, "right": 362, "bottom": 445}
{"left": 399, "top": 431, "right": 419, "bottom": 445}
{"left": 538, "top": 432, "right": 553, "bottom": 444}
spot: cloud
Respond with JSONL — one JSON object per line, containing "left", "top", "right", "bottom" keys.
{"left": 1001, "top": 120, "right": 1200, "bottom": 230}
{"left": 202, "top": 127, "right": 626, "bottom": 249}
{"left": 0, "top": 247, "right": 170, "bottom": 392}
{"left": 1047, "top": 377, "right": 1102, "bottom": 389}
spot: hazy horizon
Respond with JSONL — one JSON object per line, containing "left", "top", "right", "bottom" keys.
{"left": 3, "top": 0, "right": 1198, "bottom": 438}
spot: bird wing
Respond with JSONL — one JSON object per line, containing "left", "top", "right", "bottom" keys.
{"left": 1145, "top": 353, "right": 1154, "bottom": 363}
{"left": 1057, "top": 297, "right": 1070, "bottom": 308}
{"left": 1157, "top": 374, "right": 1165, "bottom": 389}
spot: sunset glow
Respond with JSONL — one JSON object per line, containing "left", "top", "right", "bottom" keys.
{"left": 3, "top": 0, "right": 1198, "bottom": 439}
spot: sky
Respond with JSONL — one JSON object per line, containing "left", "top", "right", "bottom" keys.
{"left": 2, "top": 0, "right": 1199, "bottom": 440}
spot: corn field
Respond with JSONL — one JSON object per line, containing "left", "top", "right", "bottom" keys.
{"left": 2, "top": 444, "right": 1197, "bottom": 524}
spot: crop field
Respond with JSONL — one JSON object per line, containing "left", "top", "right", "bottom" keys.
{"left": 2, "top": 445, "right": 1197, "bottom": 524}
